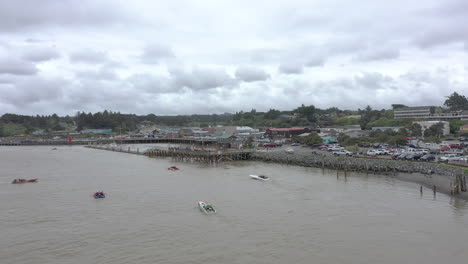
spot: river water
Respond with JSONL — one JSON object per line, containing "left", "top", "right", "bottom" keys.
{"left": 1, "top": 146, "right": 467, "bottom": 264}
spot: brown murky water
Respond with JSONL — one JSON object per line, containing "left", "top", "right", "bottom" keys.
{"left": 1, "top": 146, "right": 467, "bottom": 264}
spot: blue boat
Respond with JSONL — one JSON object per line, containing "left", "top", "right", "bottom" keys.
{"left": 94, "top": 192, "right": 106, "bottom": 199}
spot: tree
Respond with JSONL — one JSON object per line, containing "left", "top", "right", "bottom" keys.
{"left": 264, "top": 109, "right": 281, "bottom": 120}
{"left": 300, "top": 132, "right": 323, "bottom": 146}
{"left": 398, "top": 128, "right": 409, "bottom": 137}
{"left": 293, "top": 104, "right": 317, "bottom": 122}
{"left": 409, "top": 123, "right": 422, "bottom": 137}
{"left": 391, "top": 104, "right": 407, "bottom": 110}
{"left": 444, "top": 92, "right": 468, "bottom": 111}
{"left": 424, "top": 122, "right": 445, "bottom": 138}
{"left": 388, "top": 135, "right": 407, "bottom": 146}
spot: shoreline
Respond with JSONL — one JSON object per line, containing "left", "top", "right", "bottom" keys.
{"left": 252, "top": 151, "right": 468, "bottom": 200}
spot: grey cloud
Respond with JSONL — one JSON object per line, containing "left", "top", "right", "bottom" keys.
{"left": 75, "top": 67, "right": 117, "bottom": 80}
{"left": 22, "top": 46, "right": 60, "bottom": 62}
{"left": 354, "top": 47, "right": 400, "bottom": 61}
{"left": 235, "top": 66, "right": 270, "bottom": 82}
{"left": 69, "top": 50, "right": 109, "bottom": 64}
{"left": 141, "top": 44, "right": 175, "bottom": 64}
{"left": 0, "top": 0, "right": 128, "bottom": 32}
{"left": 354, "top": 72, "right": 393, "bottom": 89}
{"left": 278, "top": 63, "right": 303, "bottom": 74}
{"left": 305, "top": 54, "right": 325, "bottom": 67}
{"left": 127, "top": 74, "right": 175, "bottom": 94}
{"left": 0, "top": 76, "right": 64, "bottom": 106}
{"left": 171, "top": 67, "right": 236, "bottom": 90}
{"left": 0, "top": 57, "right": 38, "bottom": 75}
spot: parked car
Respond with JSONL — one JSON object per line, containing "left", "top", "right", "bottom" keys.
{"left": 439, "top": 154, "right": 463, "bottom": 163}
{"left": 333, "top": 150, "right": 353, "bottom": 156}
{"left": 318, "top": 145, "right": 329, "bottom": 150}
{"left": 291, "top": 143, "right": 301, "bottom": 146}
{"left": 420, "top": 154, "right": 436, "bottom": 161}
{"left": 284, "top": 147, "right": 294, "bottom": 154}
{"left": 367, "top": 150, "right": 378, "bottom": 156}
{"left": 328, "top": 146, "right": 345, "bottom": 151}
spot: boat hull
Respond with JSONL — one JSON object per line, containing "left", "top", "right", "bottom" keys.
{"left": 249, "top": 175, "right": 269, "bottom": 181}
{"left": 12, "top": 179, "right": 38, "bottom": 184}
{"left": 198, "top": 201, "right": 216, "bottom": 214}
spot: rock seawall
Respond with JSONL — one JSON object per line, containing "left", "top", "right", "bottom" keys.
{"left": 252, "top": 151, "right": 468, "bottom": 198}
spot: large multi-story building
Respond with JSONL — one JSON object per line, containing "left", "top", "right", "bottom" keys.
{"left": 394, "top": 106, "right": 468, "bottom": 120}
{"left": 393, "top": 106, "right": 433, "bottom": 119}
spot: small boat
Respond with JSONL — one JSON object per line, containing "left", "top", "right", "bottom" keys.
{"left": 168, "top": 166, "right": 180, "bottom": 171}
{"left": 198, "top": 201, "right": 216, "bottom": 214}
{"left": 12, "top": 178, "right": 38, "bottom": 184}
{"left": 94, "top": 192, "right": 106, "bottom": 199}
{"left": 249, "top": 174, "right": 269, "bottom": 181}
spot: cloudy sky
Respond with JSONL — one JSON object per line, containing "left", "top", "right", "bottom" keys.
{"left": 1, "top": 0, "right": 468, "bottom": 116}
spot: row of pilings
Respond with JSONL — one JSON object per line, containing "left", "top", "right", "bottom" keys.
{"left": 146, "top": 149, "right": 252, "bottom": 164}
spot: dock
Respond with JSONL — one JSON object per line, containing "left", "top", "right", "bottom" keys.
{"left": 86, "top": 145, "right": 253, "bottom": 164}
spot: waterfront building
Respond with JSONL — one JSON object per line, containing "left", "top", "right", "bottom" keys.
{"left": 80, "top": 129, "right": 112, "bottom": 134}
{"left": 265, "top": 127, "right": 312, "bottom": 138}
{"left": 371, "top": 126, "right": 403, "bottom": 132}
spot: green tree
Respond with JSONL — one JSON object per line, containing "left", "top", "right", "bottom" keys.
{"left": 391, "top": 104, "right": 407, "bottom": 110}
{"left": 264, "top": 109, "right": 281, "bottom": 120}
{"left": 299, "top": 132, "right": 323, "bottom": 146}
{"left": 424, "top": 122, "right": 445, "bottom": 138}
{"left": 444, "top": 92, "right": 468, "bottom": 111}
{"left": 293, "top": 104, "right": 317, "bottom": 122}
{"left": 409, "top": 123, "right": 422, "bottom": 137}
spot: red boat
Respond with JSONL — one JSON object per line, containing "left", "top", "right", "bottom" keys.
{"left": 168, "top": 166, "right": 180, "bottom": 171}
{"left": 12, "top": 178, "right": 38, "bottom": 184}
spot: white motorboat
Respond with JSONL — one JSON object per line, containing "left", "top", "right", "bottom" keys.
{"left": 198, "top": 201, "right": 216, "bottom": 214}
{"left": 249, "top": 174, "right": 269, "bottom": 181}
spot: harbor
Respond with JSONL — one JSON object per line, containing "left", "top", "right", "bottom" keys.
{"left": 1, "top": 146, "right": 467, "bottom": 264}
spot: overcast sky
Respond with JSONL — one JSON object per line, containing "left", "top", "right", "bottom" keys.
{"left": 1, "top": 0, "right": 468, "bottom": 116}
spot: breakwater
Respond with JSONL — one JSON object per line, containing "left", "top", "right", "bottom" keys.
{"left": 252, "top": 151, "right": 468, "bottom": 198}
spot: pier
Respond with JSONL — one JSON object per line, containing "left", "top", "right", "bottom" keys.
{"left": 86, "top": 145, "right": 252, "bottom": 164}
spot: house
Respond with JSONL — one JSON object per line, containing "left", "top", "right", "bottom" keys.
{"left": 179, "top": 128, "right": 193, "bottom": 137}
{"left": 371, "top": 126, "right": 403, "bottom": 132}
{"left": 344, "top": 130, "right": 372, "bottom": 138}
{"left": 215, "top": 126, "right": 237, "bottom": 137}
{"left": 457, "top": 124, "right": 468, "bottom": 134}
{"left": 81, "top": 129, "right": 112, "bottom": 134}
{"left": 321, "top": 136, "right": 338, "bottom": 144}
{"left": 265, "top": 127, "right": 312, "bottom": 138}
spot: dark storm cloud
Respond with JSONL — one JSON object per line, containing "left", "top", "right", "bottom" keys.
{"left": 141, "top": 44, "right": 175, "bottom": 64}
{"left": 235, "top": 66, "right": 270, "bottom": 82}
{"left": 0, "top": 57, "right": 38, "bottom": 75}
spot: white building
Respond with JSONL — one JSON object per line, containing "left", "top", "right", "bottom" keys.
{"left": 414, "top": 121, "right": 450, "bottom": 136}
